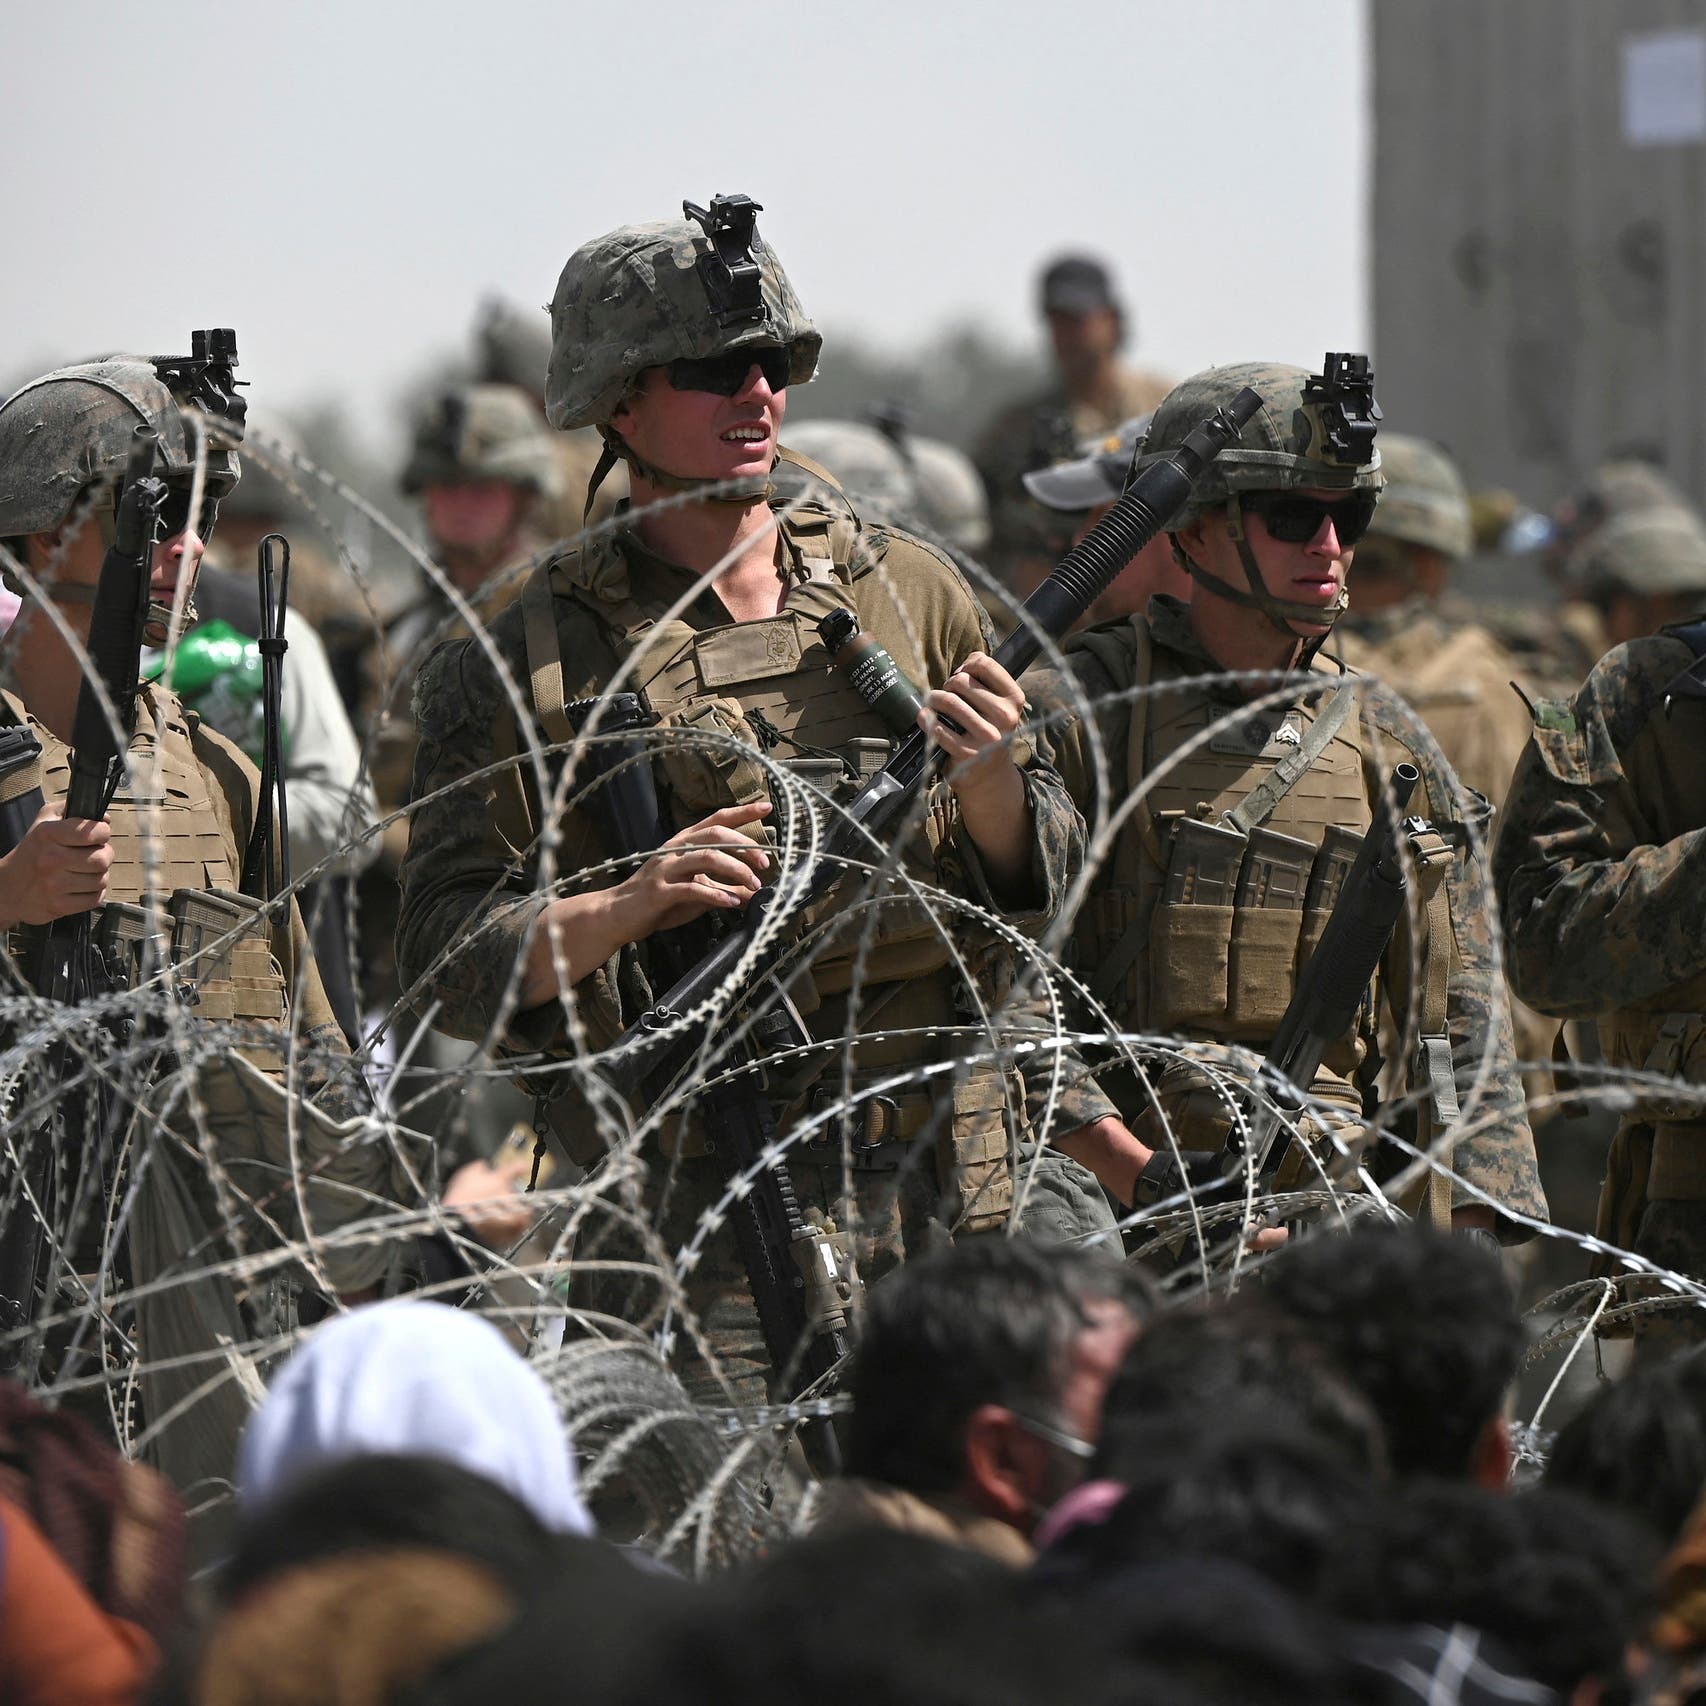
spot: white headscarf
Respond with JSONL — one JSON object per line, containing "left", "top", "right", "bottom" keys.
{"left": 238, "top": 1300, "right": 593, "bottom": 1535}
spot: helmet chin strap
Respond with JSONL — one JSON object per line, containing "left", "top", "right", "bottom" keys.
{"left": 587, "top": 426, "right": 774, "bottom": 520}
{"left": 1172, "top": 496, "right": 1349, "bottom": 660}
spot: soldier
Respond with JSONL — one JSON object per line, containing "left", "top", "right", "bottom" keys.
{"left": 1572, "top": 507, "right": 1706, "bottom": 654}
{"left": 476, "top": 295, "right": 628, "bottom": 537}
{"left": 973, "top": 254, "right": 1171, "bottom": 596}
{"left": 1333, "top": 435, "right": 1532, "bottom": 805}
{"left": 363, "top": 384, "right": 565, "bottom": 1154}
{"left": 397, "top": 194, "right": 1110, "bottom": 1407}
{"left": 0, "top": 354, "right": 400, "bottom": 1491}
{"left": 1333, "top": 434, "right": 1564, "bottom": 1124}
{"left": 1495, "top": 512, "right": 1706, "bottom": 1359}
{"left": 1021, "top": 413, "right": 1190, "bottom": 626}
{"left": 1022, "top": 359, "right": 1546, "bottom": 1240}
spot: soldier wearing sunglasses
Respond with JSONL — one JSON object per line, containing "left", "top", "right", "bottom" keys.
{"left": 1022, "top": 359, "right": 1545, "bottom": 1244}
{"left": 399, "top": 195, "right": 1112, "bottom": 1408}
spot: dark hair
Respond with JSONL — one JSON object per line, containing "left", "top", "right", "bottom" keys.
{"left": 421, "top": 1528, "right": 1161, "bottom": 1706}
{"left": 1258, "top": 1222, "right": 1523, "bottom": 1479}
{"left": 1319, "top": 1481, "right": 1659, "bottom": 1694}
{"left": 218, "top": 1453, "right": 560, "bottom": 1604}
{"left": 1094, "top": 1295, "right": 1389, "bottom": 1479}
{"left": 1030, "top": 1555, "right": 1370, "bottom": 1706}
{"left": 1046, "top": 1420, "right": 1376, "bottom": 1605}
{"left": 1546, "top": 1345, "right": 1706, "bottom": 1545}
{"left": 844, "top": 1238, "right": 1150, "bottom": 1492}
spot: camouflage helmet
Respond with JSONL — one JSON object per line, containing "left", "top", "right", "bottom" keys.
{"left": 0, "top": 355, "right": 242, "bottom": 538}
{"left": 1573, "top": 505, "right": 1706, "bottom": 597}
{"left": 545, "top": 194, "right": 820, "bottom": 432}
{"left": 1365, "top": 433, "right": 1472, "bottom": 560}
{"left": 1135, "top": 357, "right": 1383, "bottom": 527}
{"left": 401, "top": 384, "right": 563, "bottom": 500}
{"left": 777, "top": 420, "right": 917, "bottom": 516}
{"left": 1135, "top": 355, "right": 1383, "bottom": 640}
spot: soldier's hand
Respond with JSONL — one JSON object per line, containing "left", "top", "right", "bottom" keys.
{"left": 921, "top": 652, "right": 1026, "bottom": 791}
{"left": 0, "top": 803, "right": 113, "bottom": 929}
{"left": 612, "top": 801, "right": 772, "bottom": 939}
{"left": 443, "top": 1150, "right": 538, "bottom": 1248}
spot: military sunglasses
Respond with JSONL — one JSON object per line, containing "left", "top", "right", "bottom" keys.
{"left": 665, "top": 345, "right": 792, "bottom": 397}
{"left": 155, "top": 481, "right": 224, "bottom": 542}
{"left": 1242, "top": 489, "right": 1379, "bottom": 548}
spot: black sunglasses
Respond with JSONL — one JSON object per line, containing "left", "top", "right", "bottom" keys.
{"left": 1242, "top": 490, "right": 1378, "bottom": 547}
{"left": 665, "top": 345, "right": 791, "bottom": 397}
{"left": 154, "top": 482, "right": 223, "bottom": 542}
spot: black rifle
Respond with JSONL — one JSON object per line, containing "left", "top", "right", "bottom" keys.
{"left": 1227, "top": 762, "right": 1425, "bottom": 1186}
{"left": 0, "top": 428, "right": 164, "bottom": 1369}
{"left": 565, "top": 692, "right": 859, "bottom": 1461}
{"left": 27, "top": 427, "right": 165, "bottom": 999}
{"left": 587, "top": 389, "right": 1262, "bottom": 1414}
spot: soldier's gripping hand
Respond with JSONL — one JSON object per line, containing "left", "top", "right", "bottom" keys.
{"left": 922, "top": 652, "right": 1026, "bottom": 788}
{"left": 922, "top": 652, "right": 1033, "bottom": 893}
{"left": 607, "top": 800, "right": 774, "bottom": 937}
{"left": 520, "top": 802, "right": 772, "bottom": 1008}
{"left": 0, "top": 803, "right": 113, "bottom": 930}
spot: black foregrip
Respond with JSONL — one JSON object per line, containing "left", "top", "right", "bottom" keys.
{"left": 1285, "top": 872, "right": 1407, "bottom": 1041}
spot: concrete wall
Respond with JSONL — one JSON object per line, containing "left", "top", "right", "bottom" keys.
{"left": 1373, "top": 0, "right": 1706, "bottom": 508}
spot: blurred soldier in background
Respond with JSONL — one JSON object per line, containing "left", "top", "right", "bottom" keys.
{"left": 867, "top": 403, "right": 992, "bottom": 563}
{"left": 1334, "top": 435, "right": 1529, "bottom": 806}
{"left": 369, "top": 382, "right": 562, "bottom": 865}
{"left": 1021, "top": 413, "right": 1190, "bottom": 626}
{"left": 778, "top": 416, "right": 991, "bottom": 581}
{"left": 361, "top": 384, "right": 562, "bottom": 1156}
{"left": 1022, "top": 360, "right": 1544, "bottom": 1240}
{"left": 1496, "top": 520, "right": 1706, "bottom": 1359}
{"left": 1332, "top": 433, "right": 1561, "bottom": 1123}
{"left": 1572, "top": 507, "right": 1706, "bottom": 655}
{"left": 973, "top": 255, "right": 1171, "bottom": 598}
{"left": 476, "top": 297, "right": 627, "bottom": 537}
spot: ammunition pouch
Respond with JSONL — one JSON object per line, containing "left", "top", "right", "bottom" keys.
{"left": 1147, "top": 816, "right": 1366, "bottom": 1043}
{"left": 654, "top": 697, "right": 767, "bottom": 820}
{"left": 1602, "top": 1011, "right": 1706, "bottom": 1123}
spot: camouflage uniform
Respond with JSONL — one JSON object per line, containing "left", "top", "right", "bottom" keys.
{"left": 1025, "top": 362, "right": 1546, "bottom": 1232}
{"left": 1495, "top": 580, "right": 1706, "bottom": 1355}
{"left": 398, "top": 201, "right": 1107, "bottom": 1406}
{"left": 0, "top": 358, "right": 398, "bottom": 1490}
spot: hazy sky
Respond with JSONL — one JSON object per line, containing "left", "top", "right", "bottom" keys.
{"left": 6, "top": 0, "right": 1366, "bottom": 450}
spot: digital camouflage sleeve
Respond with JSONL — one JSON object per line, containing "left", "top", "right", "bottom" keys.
{"left": 1495, "top": 632, "right": 1706, "bottom": 1018}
